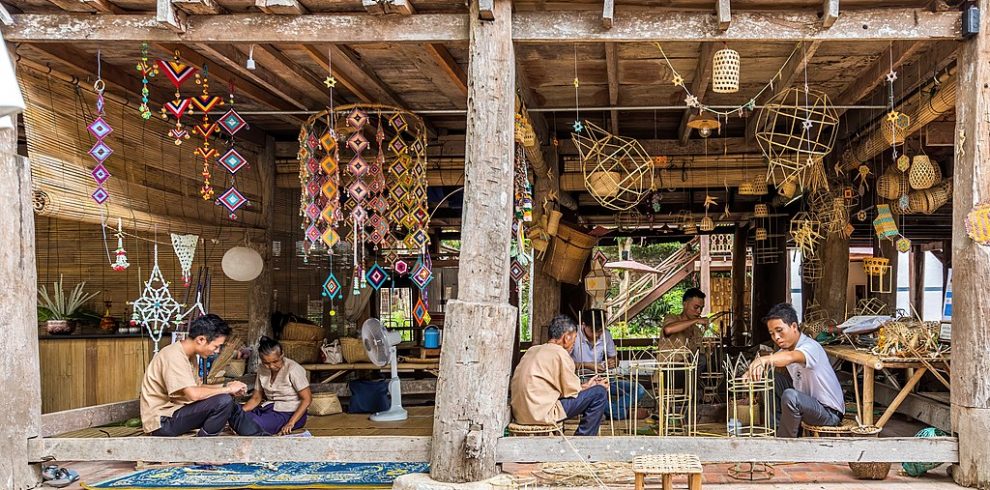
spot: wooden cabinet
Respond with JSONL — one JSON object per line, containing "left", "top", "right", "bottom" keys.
{"left": 38, "top": 335, "right": 157, "bottom": 413}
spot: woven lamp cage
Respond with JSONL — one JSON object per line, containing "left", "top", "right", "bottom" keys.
{"left": 907, "top": 179, "right": 953, "bottom": 215}
{"left": 700, "top": 216, "right": 715, "bottom": 232}
{"left": 738, "top": 181, "right": 757, "bottom": 195}
{"left": 880, "top": 111, "right": 911, "bottom": 146}
{"left": 573, "top": 122, "right": 654, "bottom": 211}
{"left": 755, "top": 227, "right": 768, "bottom": 241}
{"left": 801, "top": 257, "right": 824, "bottom": 282}
{"left": 862, "top": 257, "right": 890, "bottom": 276}
{"left": 754, "top": 203, "right": 769, "bottom": 218}
{"left": 751, "top": 176, "right": 769, "bottom": 195}
{"left": 908, "top": 155, "right": 942, "bottom": 190}
{"left": 756, "top": 87, "right": 839, "bottom": 186}
{"left": 712, "top": 47, "right": 741, "bottom": 94}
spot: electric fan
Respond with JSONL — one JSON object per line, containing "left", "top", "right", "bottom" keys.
{"left": 361, "top": 318, "right": 408, "bottom": 422}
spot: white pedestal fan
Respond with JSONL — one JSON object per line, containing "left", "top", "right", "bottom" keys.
{"left": 361, "top": 318, "right": 408, "bottom": 422}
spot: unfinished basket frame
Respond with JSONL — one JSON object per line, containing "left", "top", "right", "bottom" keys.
{"left": 712, "top": 47, "right": 741, "bottom": 94}
{"left": 725, "top": 355, "right": 776, "bottom": 481}
{"left": 756, "top": 87, "right": 839, "bottom": 184}
{"left": 653, "top": 348, "right": 699, "bottom": 437}
{"left": 573, "top": 121, "right": 655, "bottom": 211}
{"left": 699, "top": 337, "right": 725, "bottom": 404}
{"left": 855, "top": 297, "right": 891, "bottom": 317}
{"left": 800, "top": 256, "right": 824, "bottom": 282}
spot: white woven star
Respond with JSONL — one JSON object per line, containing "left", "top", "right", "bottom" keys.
{"left": 885, "top": 70, "right": 898, "bottom": 83}
{"left": 685, "top": 95, "right": 700, "bottom": 108}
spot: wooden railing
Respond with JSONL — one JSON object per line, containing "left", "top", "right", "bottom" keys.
{"left": 605, "top": 238, "right": 700, "bottom": 325}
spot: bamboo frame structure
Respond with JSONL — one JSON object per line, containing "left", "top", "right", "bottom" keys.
{"left": 725, "top": 355, "right": 777, "bottom": 480}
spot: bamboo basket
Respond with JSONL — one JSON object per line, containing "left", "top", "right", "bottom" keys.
{"left": 751, "top": 177, "right": 769, "bottom": 195}
{"left": 225, "top": 359, "right": 246, "bottom": 378}
{"left": 281, "top": 340, "right": 321, "bottom": 364}
{"left": 308, "top": 392, "right": 343, "bottom": 416}
{"left": 908, "top": 155, "right": 941, "bottom": 190}
{"left": 755, "top": 228, "right": 768, "bottom": 241}
{"left": 586, "top": 171, "right": 621, "bottom": 198}
{"left": 876, "top": 170, "right": 905, "bottom": 200}
{"left": 848, "top": 426, "right": 890, "bottom": 480}
{"left": 862, "top": 257, "right": 890, "bottom": 276}
{"left": 544, "top": 223, "right": 597, "bottom": 285}
{"left": 283, "top": 322, "right": 326, "bottom": 342}
{"left": 712, "top": 48, "right": 740, "bottom": 93}
{"left": 340, "top": 337, "right": 371, "bottom": 363}
{"left": 700, "top": 216, "right": 715, "bottom": 232}
{"left": 754, "top": 204, "right": 769, "bottom": 218}
{"left": 907, "top": 179, "right": 952, "bottom": 215}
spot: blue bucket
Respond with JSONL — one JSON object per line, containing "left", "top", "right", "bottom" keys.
{"left": 423, "top": 326, "right": 441, "bottom": 349}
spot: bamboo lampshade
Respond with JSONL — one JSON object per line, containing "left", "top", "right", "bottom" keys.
{"left": 908, "top": 155, "right": 941, "bottom": 190}
{"left": 712, "top": 48, "right": 741, "bottom": 94}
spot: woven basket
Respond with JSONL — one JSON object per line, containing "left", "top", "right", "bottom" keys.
{"left": 699, "top": 216, "right": 715, "bottom": 232}
{"left": 712, "top": 48, "right": 740, "bottom": 93}
{"left": 738, "top": 182, "right": 756, "bottom": 195}
{"left": 283, "top": 322, "right": 326, "bottom": 342}
{"left": 340, "top": 337, "right": 371, "bottom": 363}
{"left": 308, "top": 392, "right": 343, "bottom": 416}
{"left": 225, "top": 359, "right": 246, "bottom": 377}
{"left": 544, "top": 223, "right": 597, "bottom": 285}
{"left": 586, "top": 171, "right": 621, "bottom": 198}
{"left": 751, "top": 176, "right": 768, "bottom": 195}
{"left": 778, "top": 179, "right": 798, "bottom": 199}
{"left": 908, "top": 179, "right": 952, "bottom": 215}
{"left": 848, "top": 425, "right": 890, "bottom": 480}
{"left": 880, "top": 112, "right": 910, "bottom": 145}
{"left": 281, "top": 340, "right": 320, "bottom": 364}
{"left": 876, "top": 171, "right": 905, "bottom": 200}
{"left": 755, "top": 228, "right": 768, "bottom": 241}
{"left": 862, "top": 257, "right": 890, "bottom": 276}
{"left": 908, "top": 155, "right": 941, "bottom": 190}
{"left": 754, "top": 203, "right": 769, "bottom": 218}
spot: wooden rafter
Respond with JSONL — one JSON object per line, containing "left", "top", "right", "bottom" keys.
{"left": 604, "top": 43, "right": 619, "bottom": 133}
{"left": 602, "top": 0, "right": 614, "bottom": 29}
{"left": 3, "top": 9, "right": 963, "bottom": 43}
{"left": 835, "top": 41, "right": 924, "bottom": 116}
{"left": 822, "top": 0, "right": 839, "bottom": 28}
{"left": 154, "top": 43, "right": 304, "bottom": 126}
{"left": 172, "top": 0, "right": 222, "bottom": 15}
{"left": 716, "top": 0, "right": 731, "bottom": 31}
{"left": 255, "top": 0, "right": 307, "bottom": 14}
{"left": 424, "top": 43, "right": 467, "bottom": 98}
{"left": 253, "top": 44, "right": 334, "bottom": 104}
{"left": 306, "top": 44, "right": 405, "bottom": 107}
{"left": 46, "top": 0, "right": 123, "bottom": 14}
{"left": 744, "top": 40, "right": 821, "bottom": 143}
{"left": 362, "top": 0, "right": 414, "bottom": 16}
{"left": 155, "top": 0, "right": 186, "bottom": 32}
{"left": 194, "top": 43, "right": 316, "bottom": 110}
{"left": 678, "top": 42, "right": 715, "bottom": 145}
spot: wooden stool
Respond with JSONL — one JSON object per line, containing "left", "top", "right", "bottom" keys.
{"left": 801, "top": 418, "right": 857, "bottom": 438}
{"left": 506, "top": 422, "right": 562, "bottom": 436}
{"left": 632, "top": 453, "right": 703, "bottom": 490}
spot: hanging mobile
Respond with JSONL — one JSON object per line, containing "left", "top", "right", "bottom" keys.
{"left": 111, "top": 217, "right": 130, "bottom": 271}
{"left": 190, "top": 63, "right": 224, "bottom": 200}
{"left": 87, "top": 51, "right": 113, "bottom": 205}
{"left": 216, "top": 82, "right": 250, "bottom": 220}
{"left": 135, "top": 42, "right": 158, "bottom": 120}
{"left": 158, "top": 49, "right": 197, "bottom": 145}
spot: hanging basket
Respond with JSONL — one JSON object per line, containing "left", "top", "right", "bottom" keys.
{"left": 754, "top": 204, "right": 769, "bottom": 218}
{"left": 876, "top": 168, "right": 906, "bottom": 200}
{"left": 712, "top": 48, "right": 741, "bottom": 94}
{"left": 907, "top": 179, "right": 953, "bottom": 215}
{"left": 755, "top": 228, "right": 768, "bottom": 241}
{"left": 751, "top": 176, "right": 769, "bottom": 195}
{"left": 544, "top": 223, "right": 597, "bottom": 285}
{"left": 880, "top": 112, "right": 910, "bottom": 146}
{"left": 862, "top": 257, "right": 890, "bottom": 276}
{"left": 700, "top": 216, "right": 715, "bottom": 232}
{"left": 738, "top": 182, "right": 756, "bottom": 195}
{"left": 908, "top": 155, "right": 941, "bottom": 190}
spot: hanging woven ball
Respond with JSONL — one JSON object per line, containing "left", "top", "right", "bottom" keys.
{"left": 712, "top": 48, "right": 740, "bottom": 94}
{"left": 573, "top": 121, "right": 654, "bottom": 211}
{"left": 908, "top": 155, "right": 941, "bottom": 190}
{"left": 755, "top": 87, "right": 839, "bottom": 181}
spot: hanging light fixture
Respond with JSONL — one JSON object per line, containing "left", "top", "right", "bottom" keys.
{"left": 687, "top": 111, "right": 720, "bottom": 138}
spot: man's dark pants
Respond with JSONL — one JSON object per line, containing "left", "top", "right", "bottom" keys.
{"left": 774, "top": 368, "right": 842, "bottom": 438}
{"left": 559, "top": 385, "right": 608, "bottom": 436}
{"left": 152, "top": 394, "right": 268, "bottom": 437}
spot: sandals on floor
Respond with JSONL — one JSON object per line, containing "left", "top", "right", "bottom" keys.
{"left": 45, "top": 468, "right": 79, "bottom": 488}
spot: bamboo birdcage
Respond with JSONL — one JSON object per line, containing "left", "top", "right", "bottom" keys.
{"left": 712, "top": 47, "right": 741, "bottom": 94}
{"left": 909, "top": 155, "right": 941, "bottom": 190}
{"left": 573, "top": 121, "right": 654, "bottom": 211}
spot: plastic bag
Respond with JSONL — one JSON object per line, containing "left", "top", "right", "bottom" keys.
{"left": 321, "top": 339, "right": 344, "bottom": 364}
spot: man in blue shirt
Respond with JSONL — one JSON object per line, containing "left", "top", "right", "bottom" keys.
{"left": 572, "top": 309, "right": 649, "bottom": 420}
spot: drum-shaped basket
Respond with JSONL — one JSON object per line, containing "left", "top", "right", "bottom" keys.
{"left": 738, "top": 182, "right": 756, "bottom": 195}
{"left": 876, "top": 171, "right": 905, "bottom": 200}
{"left": 848, "top": 425, "right": 890, "bottom": 480}
{"left": 755, "top": 228, "right": 768, "bottom": 241}
{"left": 751, "top": 176, "right": 769, "bottom": 195}
{"left": 908, "top": 179, "right": 953, "bottom": 215}
{"left": 862, "top": 257, "right": 890, "bottom": 276}
{"left": 908, "top": 155, "right": 941, "bottom": 190}
{"left": 712, "top": 48, "right": 741, "bottom": 94}
{"left": 282, "top": 322, "right": 326, "bottom": 342}
{"left": 308, "top": 392, "right": 343, "bottom": 416}
{"left": 281, "top": 340, "right": 321, "bottom": 364}
{"left": 339, "top": 337, "right": 371, "bottom": 363}
{"left": 880, "top": 112, "right": 910, "bottom": 146}
{"left": 754, "top": 204, "right": 769, "bottom": 218}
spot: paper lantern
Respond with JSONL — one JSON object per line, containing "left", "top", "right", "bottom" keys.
{"left": 222, "top": 246, "right": 264, "bottom": 281}
{"left": 712, "top": 48, "right": 740, "bottom": 94}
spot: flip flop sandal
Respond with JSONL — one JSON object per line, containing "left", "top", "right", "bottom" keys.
{"left": 41, "top": 464, "right": 60, "bottom": 481}
{"left": 45, "top": 468, "right": 79, "bottom": 488}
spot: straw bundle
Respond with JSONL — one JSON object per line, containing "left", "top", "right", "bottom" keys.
{"left": 871, "top": 320, "right": 942, "bottom": 358}
{"left": 207, "top": 336, "right": 244, "bottom": 383}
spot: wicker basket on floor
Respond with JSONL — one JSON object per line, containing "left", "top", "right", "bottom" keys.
{"left": 281, "top": 340, "right": 320, "bottom": 364}
{"left": 340, "top": 337, "right": 371, "bottom": 363}
{"left": 225, "top": 359, "right": 246, "bottom": 377}
{"left": 848, "top": 425, "right": 890, "bottom": 479}
{"left": 308, "top": 392, "right": 342, "bottom": 416}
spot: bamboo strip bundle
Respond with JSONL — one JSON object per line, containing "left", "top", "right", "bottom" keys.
{"left": 871, "top": 320, "right": 943, "bottom": 359}
{"left": 207, "top": 336, "right": 244, "bottom": 384}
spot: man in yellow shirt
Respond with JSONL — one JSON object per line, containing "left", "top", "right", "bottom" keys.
{"left": 140, "top": 314, "right": 267, "bottom": 436}
{"left": 510, "top": 315, "right": 609, "bottom": 436}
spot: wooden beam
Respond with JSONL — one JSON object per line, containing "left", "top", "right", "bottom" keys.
{"left": 155, "top": 0, "right": 186, "bottom": 32}
{"left": 0, "top": 100, "right": 42, "bottom": 489}
{"left": 716, "top": 0, "right": 731, "bottom": 31}
{"left": 302, "top": 44, "right": 405, "bottom": 107}
{"left": 30, "top": 436, "right": 432, "bottom": 463}
{"left": 172, "top": 0, "right": 222, "bottom": 15}
{"left": 253, "top": 44, "right": 332, "bottom": 104}
{"left": 424, "top": 43, "right": 468, "bottom": 99}
{"left": 602, "top": 0, "right": 614, "bottom": 29}
{"left": 604, "top": 42, "right": 619, "bottom": 133}
{"left": 558, "top": 137, "right": 757, "bottom": 156}
{"left": 745, "top": 40, "right": 821, "bottom": 143}
{"left": 362, "top": 0, "right": 415, "bottom": 15}
{"left": 430, "top": 0, "right": 515, "bottom": 482}
{"left": 3, "top": 9, "right": 963, "bottom": 43}
{"left": 41, "top": 400, "right": 139, "bottom": 437}
{"left": 678, "top": 42, "right": 715, "bottom": 145}
{"left": 495, "top": 437, "right": 959, "bottom": 463}
{"left": 194, "top": 43, "right": 315, "bottom": 110}
{"left": 46, "top": 0, "right": 123, "bottom": 13}
{"left": 822, "top": 0, "right": 839, "bottom": 28}
{"left": 951, "top": 2, "right": 990, "bottom": 484}
{"left": 255, "top": 0, "right": 307, "bottom": 14}
{"left": 81, "top": 0, "right": 124, "bottom": 13}
{"left": 836, "top": 41, "right": 924, "bottom": 114}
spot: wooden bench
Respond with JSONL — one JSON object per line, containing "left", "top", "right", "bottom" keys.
{"left": 301, "top": 362, "right": 440, "bottom": 383}
{"left": 632, "top": 453, "right": 703, "bottom": 490}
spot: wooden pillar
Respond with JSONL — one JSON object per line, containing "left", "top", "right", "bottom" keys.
{"left": 700, "top": 235, "right": 711, "bottom": 315}
{"left": 430, "top": 0, "right": 516, "bottom": 482}
{"left": 730, "top": 226, "right": 748, "bottom": 345}
{"left": 909, "top": 246, "right": 925, "bottom": 319}
{"left": 950, "top": 5, "right": 990, "bottom": 484}
{"left": 817, "top": 231, "right": 850, "bottom": 321}
{"left": 529, "top": 145, "right": 560, "bottom": 345}
{"left": 245, "top": 135, "right": 276, "bottom": 371}
{"left": 873, "top": 238, "right": 898, "bottom": 313}
{"left": 750, "top": 219, "right": 787, "bottom": 346}
{"left": 0, "top": 116, "right": 42, "bottom": 487}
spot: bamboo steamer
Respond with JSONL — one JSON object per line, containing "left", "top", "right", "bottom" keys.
{"left": 908, "top": 155, "right": 941, "bottom": 190}
{"left": 543, "top": 223, "right": 598, "bottom": 285}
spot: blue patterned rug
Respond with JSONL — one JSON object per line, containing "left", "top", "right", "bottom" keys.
{"left": 83, "top": 462, "right": 430, "bottom": 489}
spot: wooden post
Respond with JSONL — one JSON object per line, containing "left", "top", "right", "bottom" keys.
{"left": 730, "top": 225, "right": 747, "bottom": 345}
{"left": 429, "top": 0, "right": 516, "bottom": 482}
{"left": 873, "top": 238, "right": 898, "bottom": 313}
{"left": 951, "top": 3, "right": 990, "bottom": 484}
{"left": 529, "top": 139, "right": 560, "bottom": 345}
{"left": 700, "top": 235, "right": 711, "bottom": 315}
{"left": 750, "top": 219, "right": 787, "bottom": 346}
{"left": 245, "top": 135, "right": 275, "bottom": 371}
{"left": 817, "top": 230, "right": 850, "bottom": 321}
{"left": 0, "top": 116, "right": 42, "bottom": 487}
{"left": 910, "top": 246, "right": 925, "bottom": 319}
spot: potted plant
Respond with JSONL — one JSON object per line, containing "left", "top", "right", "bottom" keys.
{"left": 38, "top": 276, "right": 100, "bottom": 335}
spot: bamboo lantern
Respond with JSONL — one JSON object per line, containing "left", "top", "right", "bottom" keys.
{"left": 712, "top": 48, "right": 741, "bottom": 94}
{"left": 906, "top": 179, "right": 953, "bottom": 215}
{"left": 725, "top": 355, "right": 776, "bottom": 481}
{"left": 755, "top": 227, "right": 768, "bottom": 241}
{"left": 751, "top": 176, "right": 769, "bottom": 195}
{"left": 755, "top": 88, "right": 839, "bottom": 185}
{"left": 573, "top": 122, "right": 654, "bottom": 211}
{"left": 700, "top": 216, "right": 715, "bottom": 232}
{"left": 754, "top": 204, "right": 769, "bottom": 218}
{"left": 908, "top": 155, "right": 941, "bottom": 190}
{"left": 880, "top": 111, "right": 910, "bottom": 146}
{"left": 584, "top": 262, "right": 610, "bottom": 309}
{"left": 738, "top": 182, "right": 757, "bottom": 195}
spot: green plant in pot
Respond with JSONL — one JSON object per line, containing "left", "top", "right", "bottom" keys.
{"left": 38, "top": 276, "right": 100, "bottom": 335}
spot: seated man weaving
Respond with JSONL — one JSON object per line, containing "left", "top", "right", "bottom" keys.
{"left": 572, "top": 309, "right": 648, "bottom": 420}
{"left": 140, "top": 314, "right": 267, "bottom": 436}
{"left": 744, "top": 303, "right": 845, "bottom": 437}
{"left": 511, "top": 315, "right": 609, "bottom": 436}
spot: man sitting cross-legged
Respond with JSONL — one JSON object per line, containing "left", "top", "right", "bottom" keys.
{"left": 140, "top": 314, "right": 267, "bottom": 437}
{"left": 510, "top": 314, "right": 609, "bottom": 436}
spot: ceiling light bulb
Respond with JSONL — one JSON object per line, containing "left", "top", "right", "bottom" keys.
{"left": 246, "top": 45, "right": 256, "bottom": 70}
{"left": 698, "top": 126, "right": 712, "bottom": 138}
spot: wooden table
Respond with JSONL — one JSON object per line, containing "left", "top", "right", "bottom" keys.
{"left": 301, "top": 361, "right": 440, "bottom": 383}
{"left": 824, "top": 345, "right": 950, "bottom": 428}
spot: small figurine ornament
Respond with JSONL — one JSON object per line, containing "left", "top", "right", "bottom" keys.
{"left": 111, "top": 218, "right": 130, "bottom": 271}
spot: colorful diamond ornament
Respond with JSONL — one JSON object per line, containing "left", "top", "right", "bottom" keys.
{"left": 219, "top": 108, "right": 247, "bottom": 135}
{"left": 218, "top": 148, "right": 249, "bottom": 174}
{"left": 413, "top": 297, "right": 431, "bottom": 326}
{"left": 322, "top": 272, "right": 342, "bottom": 299}
{"left": 366, "top": 262, "right": 389, "bottom": 290}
